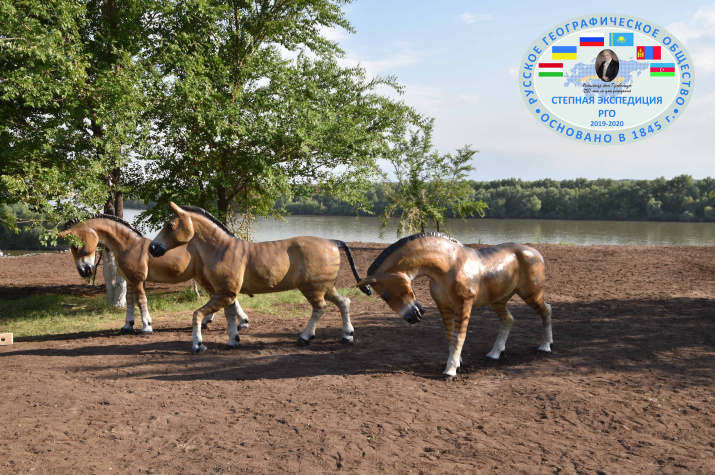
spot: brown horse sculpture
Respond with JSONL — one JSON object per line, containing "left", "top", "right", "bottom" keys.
{"left": 148, "top": 202, "right": 372, "bottom": 352}
{"left": 356, "top": 232, "right": 553, "bottom": 379}
{"left": 59, "top": 215, "right": 248, "bottom": 334}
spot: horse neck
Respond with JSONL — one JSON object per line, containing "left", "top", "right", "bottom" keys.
{"left": 188, "top": 213, "right": 240, "bottom": 251}
{"left": 387, "top": 238, "right": 459, "bottom": 281}
{"left": 87, "top": 219, "right": 143, "bottom": 253}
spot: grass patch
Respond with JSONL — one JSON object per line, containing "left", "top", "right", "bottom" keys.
{"left": 0, "top": 287, "right": 369, "bottom": 338}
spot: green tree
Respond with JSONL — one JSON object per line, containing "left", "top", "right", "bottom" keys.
{"left": 1, "top": 0, "right": 157, "bottom": 305}
{"left": 132, "top": 0, "right": 410, "bottom": 237}
{"left": 381, "top": 118, "right": 487, "bottom": 237}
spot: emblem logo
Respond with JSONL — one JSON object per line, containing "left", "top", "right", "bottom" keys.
{"left": 519, "top": 14, "right": 694, "bottom": 145}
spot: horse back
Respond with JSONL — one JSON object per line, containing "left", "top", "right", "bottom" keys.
{"left": 471, "top": 243, "right": 545, "bottom": 303}
{"left": 242, "top": 237, "right": 341, "bottom": 294}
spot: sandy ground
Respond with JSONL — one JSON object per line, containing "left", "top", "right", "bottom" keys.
{"left": 0, "top": 243, "right": 714, "bottom": 474}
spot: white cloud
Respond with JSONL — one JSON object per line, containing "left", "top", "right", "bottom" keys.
{"left": 457, "top": 94, "right": 480, "bottom": 104}
{"left": 338, "top": 42, "right": 422, "bottom": 79}
{"left": 460, "top": 13, "right": 496, "bottom": 25}
{"left": 319, "top": 25, "right": 350, "bottom": 43}
{"left": 667, "top": 5, "right": 715, "bottom": 44}
{"left": 509, "top": 67, "right": 518, "bottom": 77}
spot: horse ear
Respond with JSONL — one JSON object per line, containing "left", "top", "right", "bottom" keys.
{"left": 357, "top": 276, "right": 377, "bottom": 287}
{"left": 169, "top": 201, "right": 186, "bottom": 217}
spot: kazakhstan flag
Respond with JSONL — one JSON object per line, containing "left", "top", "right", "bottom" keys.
{"left": 610, "top": 33, "right": 634, "bottom": 46}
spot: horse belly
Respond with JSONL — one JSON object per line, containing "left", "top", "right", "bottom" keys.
{"left": 475, "top": 257, "right": 521, "bottom": 305}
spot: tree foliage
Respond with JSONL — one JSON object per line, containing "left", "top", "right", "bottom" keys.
{"left": 380, "top": 118, "right": 487, "bottom": 236}
{"left": 130, "top": 0, "right": 411, "bottom": 237}
{"left": 0, "top": 0, "right": 155, "bottom": 241}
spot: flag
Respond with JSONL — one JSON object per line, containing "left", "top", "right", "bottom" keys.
{"left": 610, "top": 33, "right": 634, "bottom": 46}
{"left": 637, "top": 46, "right": 662, "bottom": 60}
{"left": 538, "top": 62, "right": 563, "bottom": 77}
{"left": 580, "top": 36, "right": 604, "bottom": 46}
{"left": 650, "top": 63, "right": 675, "bottom": 77}
{"left": 552, "top": 46, "right": 577, "bottom": 60}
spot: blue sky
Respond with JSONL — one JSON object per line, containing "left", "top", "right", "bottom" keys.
{"left": 325, "top": 1, "right": 715, "bottom": 181}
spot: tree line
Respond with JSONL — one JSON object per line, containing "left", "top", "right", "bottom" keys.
{"left": 278, "top": 175, "right": 715, "bottom": 222}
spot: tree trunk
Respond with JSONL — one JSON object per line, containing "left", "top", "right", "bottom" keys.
{"left": 103, "top": 194, "right": 127, "bottom": 307}
{"left": 102, "top": 249, "right": 126, "bottom": 308}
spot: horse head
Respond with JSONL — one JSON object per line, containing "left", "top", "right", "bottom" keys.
{"left": 149, "top": 202, "right": 195, "bottom": 258}
{"left": 58, "top": 224, "right": 99, "bottom": 278}
{"left": 357, "top": 272, "right": 424, "bottom": 324}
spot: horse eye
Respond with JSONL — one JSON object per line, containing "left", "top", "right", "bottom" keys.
{"left": 382, "top": 291, "right": 389, "bottom": 301}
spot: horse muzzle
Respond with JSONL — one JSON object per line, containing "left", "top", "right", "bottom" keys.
{"left": 148, "top": 241, "right": 167, "bottom": 258}
{"left": 77, "top": 263, "right": 94, "bottom": 278}
{"left": 402, "top": 301, "right": 424, "bottom": 324}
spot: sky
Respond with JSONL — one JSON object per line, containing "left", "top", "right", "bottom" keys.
{"left": 324, "top": 0, "right": 715, "bottom": 181}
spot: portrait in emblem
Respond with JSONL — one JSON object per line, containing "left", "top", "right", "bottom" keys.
{"left": 595, "top": 49, "right": 619, "bottom": 82}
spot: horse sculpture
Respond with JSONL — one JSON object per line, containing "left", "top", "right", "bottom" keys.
{"left": 148, "top": 202, "right": 372, "bottom": 353}
{"left": 356, "top": 232, "right": 553, "bottom": 380}
{"left": 59, "top": 214, "right": 247, "bottom": 334}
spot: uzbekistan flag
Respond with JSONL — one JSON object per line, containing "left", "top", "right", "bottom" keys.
{"left": 552, "top": 46, "right": 577, "bottom": 60}
{"left": 637, "top": 46, "right": 662, "bottom": 60}
{"left": 609, "top": 33, "right": 634, "bottom": 46}
{"left": 539, "top": 63, "right": 563, "bottom": 77}
{"left": 650, "top": 63, "right": 675, "bottom": 77}
{"left": 580, "top": 35, "right": 604, "bottom": 46}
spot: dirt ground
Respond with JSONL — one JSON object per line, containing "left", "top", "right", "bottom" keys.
{"left": 0, "top": 243, "right": 714, "bottom": 474}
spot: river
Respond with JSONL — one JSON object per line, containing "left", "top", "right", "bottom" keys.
{"left": 123, "top": 210, "right": 715, "bottom": 246}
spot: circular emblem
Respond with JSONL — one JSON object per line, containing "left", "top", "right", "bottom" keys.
{"left": 519, "top": 14, "right": 694, "bottom": 145}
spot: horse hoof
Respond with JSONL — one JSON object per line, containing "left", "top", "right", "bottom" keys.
{"left": 139, "top": 329, "right": 153, "bottom": 335}
{"left": 484, "top": 354, "right": 501, "bottom": 362}
{"left": 238, "top": 323, "right": 249, "bottom": 331}
{"left": 441, "top": 373, "right": 456, "bottom": 381}
{"left": 225, "top": 343, "right": 240, "bottom": 350}
{"left": 119, "top": 327, "right": 134, "bottom": 334}
{"left": 201, "top": 323, "right": 209, "bottom": 330}
{"left": 340, "top": 336, "right": 354, "bottom": 345}
{"left": 192, "top": 344, "right": 207, "bottom": 353}
{"left": 297, "top": 336, "right": 311, "bottom": 347}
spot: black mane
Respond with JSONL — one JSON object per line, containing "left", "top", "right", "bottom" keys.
{"left": 179, "top": 205, "right": 236, "bottom": 238}
{"left": 62, "top": 214, "right": 143, "bottom": 237}
{"left": 367, "top": 232, "right": 462, "bottom": 276}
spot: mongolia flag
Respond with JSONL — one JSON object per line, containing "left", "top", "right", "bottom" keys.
{"left": 650, "top": 63, "right": 675, "bottom": 77}
{"left": 539, "top": 63, "right": 563, "bottom": 77}
{"left": 552, "top": 46, "right": 577, "bottom": 60}
{"left": 580, "top": 36, "right": 604, "bottom": 46}
{"left": 637, "top": 46, "right": 662, "bottom": 60}
{"left": 609, "top": 32, "right": 634, "bottom": 46}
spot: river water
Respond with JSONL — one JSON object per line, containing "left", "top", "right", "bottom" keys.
{"left": 123, "top": 210, "right": 715, "bottom": 246}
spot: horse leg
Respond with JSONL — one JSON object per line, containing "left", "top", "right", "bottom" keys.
{"left": 520, "top": 291, "right": 553, "bottom": 353}
{"left": 487, "top": 299, "right": 514, "bottom": 361}
{"left": 134, "top": 282, "right": 153, "bottom": 335}
{"left": 443, "top": 300, "right": 474, "bottom": 379}
{"left": 191, "top": 293, "right": 235, "bottom": 353}
{"left": 224, "top": 301, "right": 241, "bottom": 349}
{"left": 236, "top": 300, "right": 250, "bottom": 331}
{"left": 120, "top": 283, "right": 136, "bottom": 334}
{"left": 197, "top": 283, "right": 217, "bottom": 329}
{"left": 297, "top": 291, "right": 327, "bottom": 346}
{"left": 325, "top": 287, "right": 353, "bottom": 344}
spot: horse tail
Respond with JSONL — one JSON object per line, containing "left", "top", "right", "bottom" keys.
{"left": 333, "top": 240, "right": 372, "bottom": 296}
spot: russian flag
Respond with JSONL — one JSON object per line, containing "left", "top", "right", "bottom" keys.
{"left": 538, "top": 63, "right": 564, "bottom": 77}
{"left": 552, "top": 46, "right": 577, "bottom": 60}
{"left": 580, "top": 36, "right": 604, "bottom": 47}
{"left": 637, "top": 46, "right": 662, "bottom": 60}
